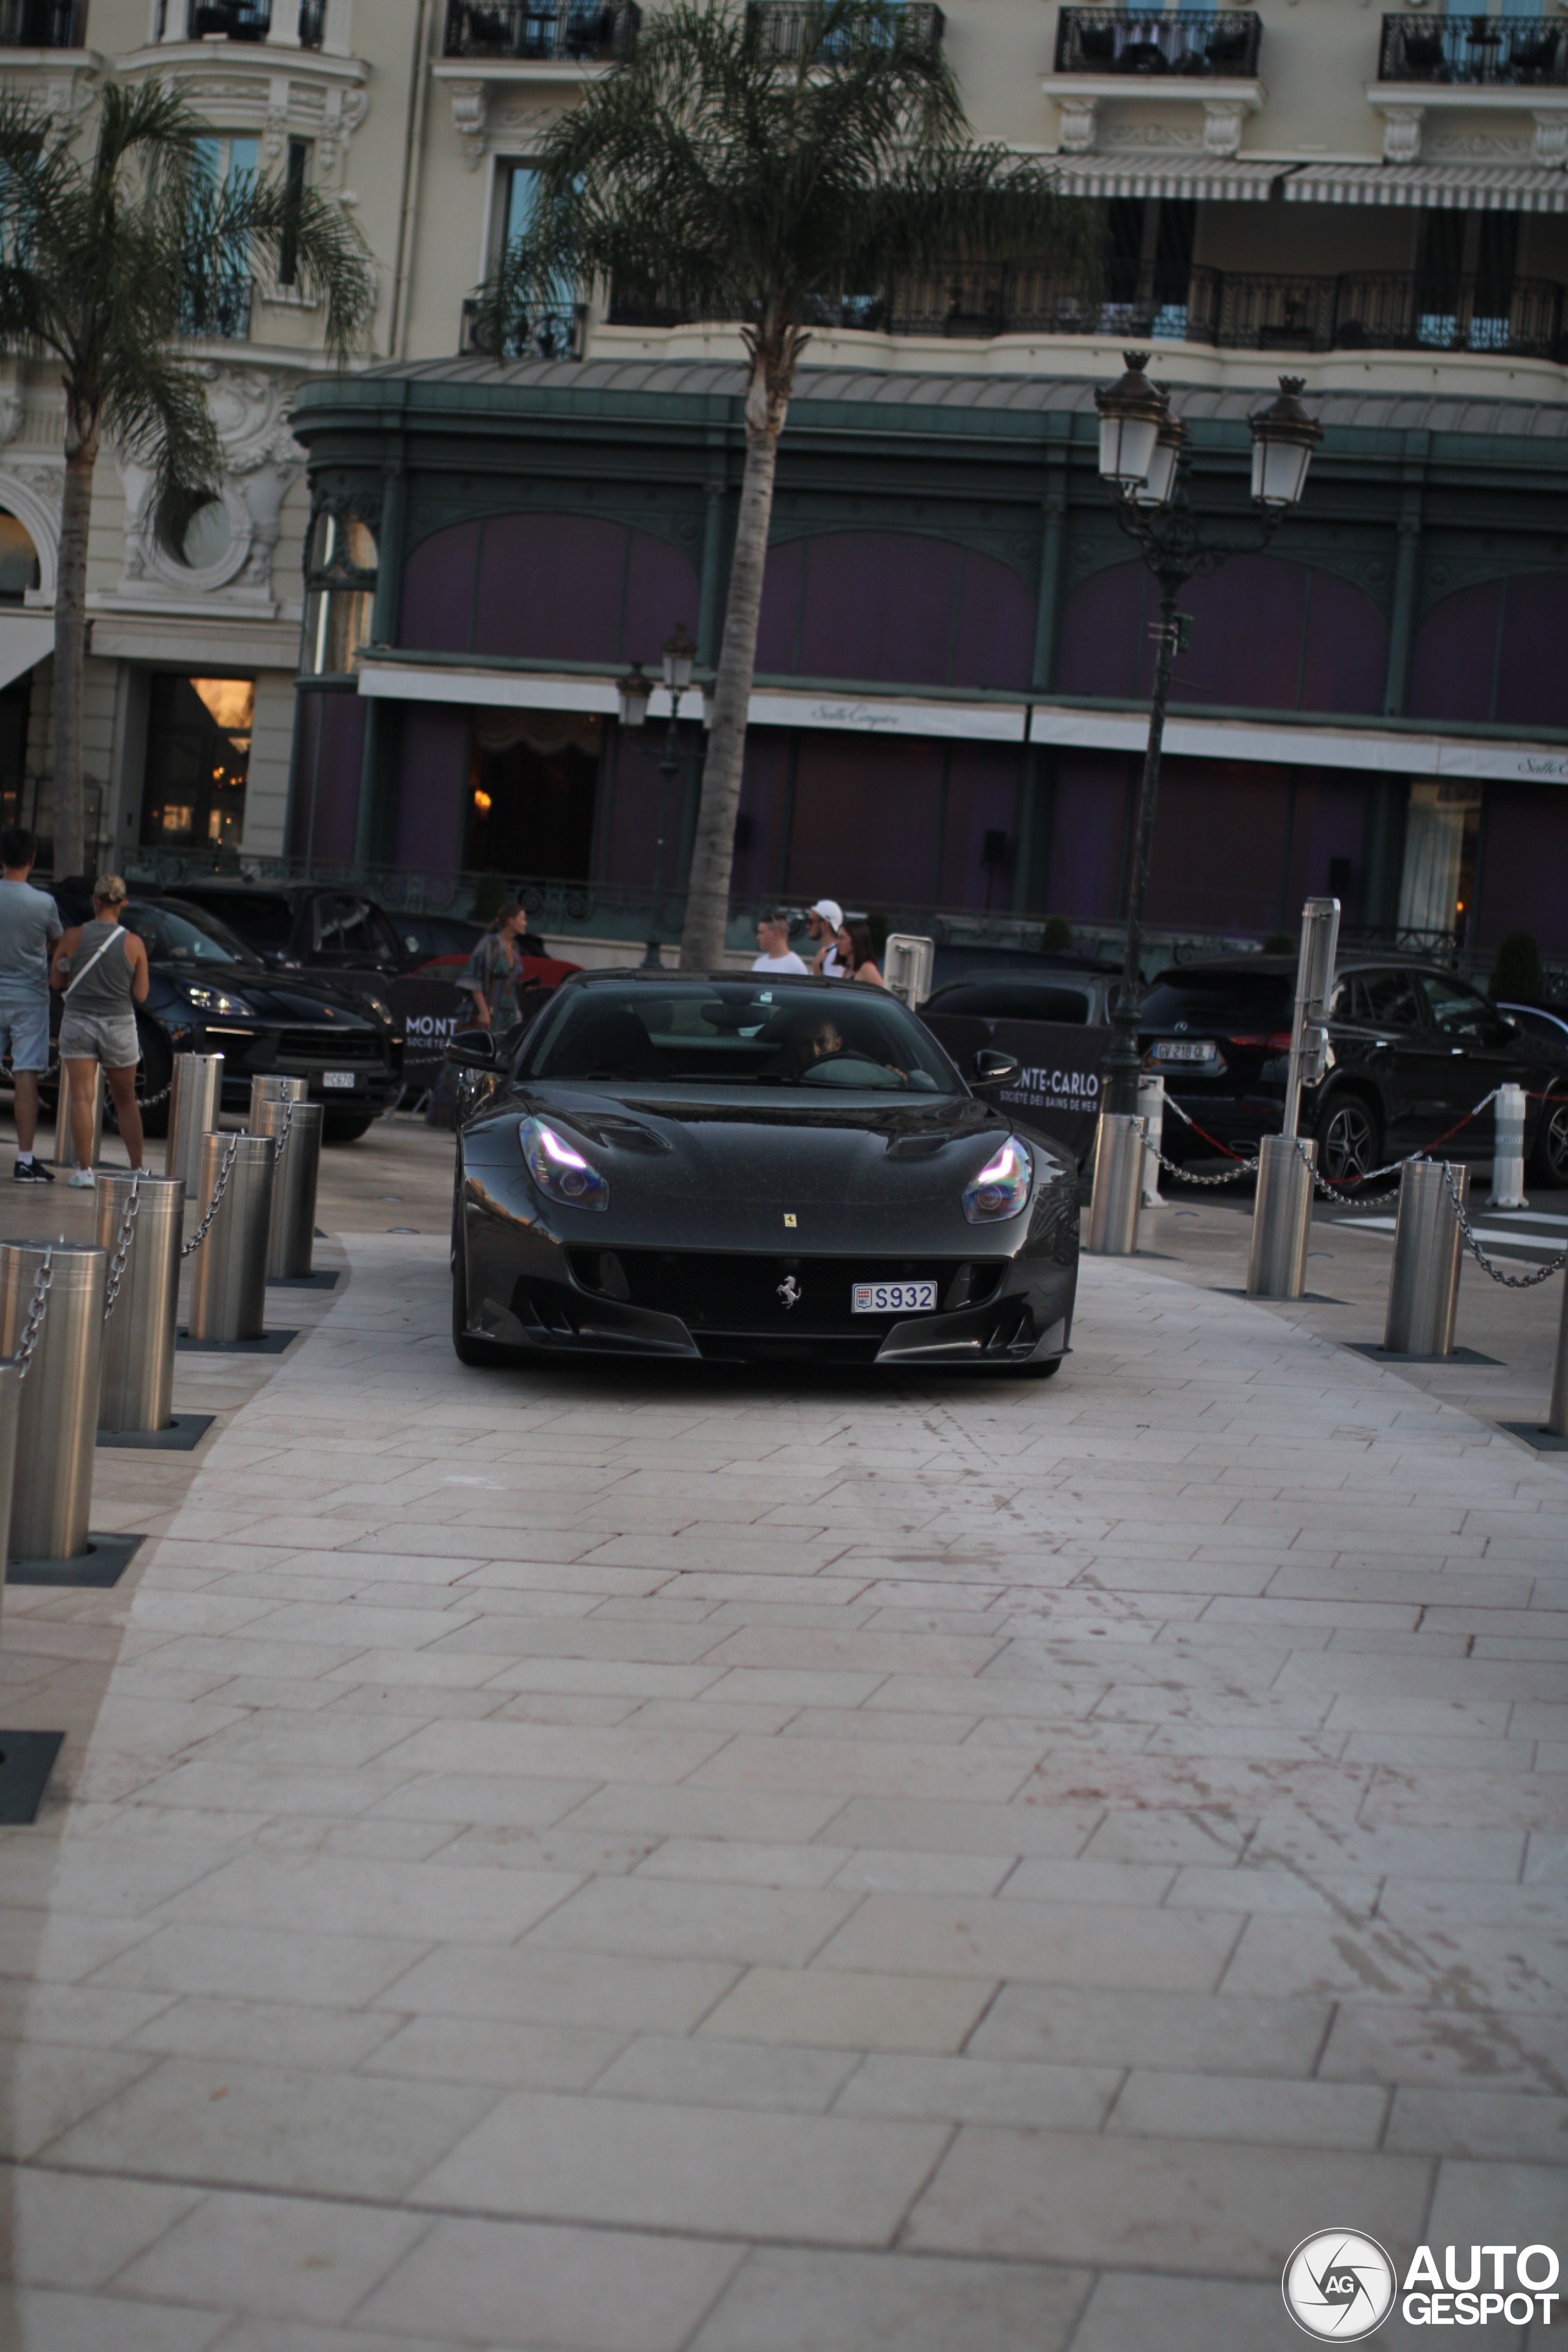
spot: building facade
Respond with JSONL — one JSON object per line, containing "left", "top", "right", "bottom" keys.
{"left": 4, "top": 0, "right": 1568, "bottom": 954}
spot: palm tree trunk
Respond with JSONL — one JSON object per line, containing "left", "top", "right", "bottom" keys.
{"left": 51, "top": 425, "right": 96, "bottom": 881}
{"left": 678, "top": 352, "right": 790, "bottom": 971}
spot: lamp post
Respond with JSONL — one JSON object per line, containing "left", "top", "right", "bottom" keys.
{"left": 617, "top": 622, "right": 698, "bottom": 969}
{"left": 1095, "top": 357, "right": 1322, "bottom": 1118}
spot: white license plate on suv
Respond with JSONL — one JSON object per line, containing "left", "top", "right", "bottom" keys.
{"left": 852, "top": 1280, "right": 938, "bottom": 1315}
{"left": 1152, "top": 1040, "right": 1218, "bottom": 1066}
{"left": 322, "top": 1070, "right": 357, "bottom": 1090}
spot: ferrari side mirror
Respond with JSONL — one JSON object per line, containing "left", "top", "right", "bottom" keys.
{"left": 448, "top": 1027, "right": 497, "bottom": 1070}
{"left": 973, "top": 1049, "right": 1022, "bottom": 1088}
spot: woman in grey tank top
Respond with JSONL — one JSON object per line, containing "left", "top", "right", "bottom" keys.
{"left": 51, "top": 876, "right": 151, "bottom": 1186}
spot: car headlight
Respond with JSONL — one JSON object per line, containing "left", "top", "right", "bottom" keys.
{"left": 363, "top": 994, "right": 393, "bottom": 1025}
{"left": 181, "top": 984, "right": 257, "bottom": 1017}
{"left": 519, "top": 1115, "right": 609, "bottom": 1211}
{"left": 963, "top": 1136, "right": 1033, "bottom": 1224}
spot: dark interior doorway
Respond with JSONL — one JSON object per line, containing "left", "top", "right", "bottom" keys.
{"left": 0, "top": 673, "right": 32, "bottom": 832}
{"left": 141, "top": 674, "right": 253, "bottom": 851}
{"left": 466, "top": 710, "right": 601, "bottom": 879}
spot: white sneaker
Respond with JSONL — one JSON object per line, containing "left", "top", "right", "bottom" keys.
{"left": 66, "top": 1169, "right": 94, "bottom": 1189}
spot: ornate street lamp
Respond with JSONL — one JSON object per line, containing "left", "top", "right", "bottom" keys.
{"left": 618, "top": 625, "right": 700, "bottom": 968}
{"left": 1094, "top": 358, "right": 1322, "bottom": 1118}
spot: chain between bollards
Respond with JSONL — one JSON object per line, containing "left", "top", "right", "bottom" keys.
{"left": 1438, "top": 1161, "right": 1568, "bottom": 1291}
{"left": 181, "top": 1136, "right": 240, "bottom": 1260}
{"left": 100, "top": 1170, "right": 145, "bottom": 1324}
{"left": 13, "top": 1246, "right": 54, "bottom": 1381}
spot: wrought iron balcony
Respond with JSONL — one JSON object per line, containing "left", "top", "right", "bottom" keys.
{"left": 748, "top": 0, "right": 945, "bottom": 58}
{"left": 1054, "top": 7, "right": 1260, "bottom": 77}
{"left": 443, "top": 0, "right": 640, "bottom": 61}
{"left": 0, "top": 0, "right": 86, "bottom": 44}
{"left": 459, "top": 295, "right": 586, "bottom": 359}
{"left": 1378, "top": 11, "right": 1567, "bottom": 85}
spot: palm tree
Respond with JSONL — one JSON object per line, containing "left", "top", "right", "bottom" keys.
{"left": 0, "top": 81, "right": 374, "bottom": 876}
{"left": 475, "top": 0, "right": 1098, "bottom": 970}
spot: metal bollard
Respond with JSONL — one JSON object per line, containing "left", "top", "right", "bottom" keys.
{"left": 254, "top": 1098, "right": 323, "bottom": 1280}
{"left": 1490, "top": 1084, "right": 1528, "bottom": 1210}
{"left": 167, "top": 1053, "right": 224, "bottom": 1203}
{"left": 187, "top": 1133, "right": 275, "bottom": 1343}
{"left": 95, "top": 1175, "right": 184, "bottom": 1433}
{"left": 1248, "top": 1134, "right": 1317, "bottom": 1300}
{"left": 0, "top": 1360, "right": 19, "bottom": 1604}
{"left": 1137, "top": 1072, "right": 1164, "bottom": 1209}
{"left": 248, "top": 1072, "right": 309, "bottom": 1128}
{"left": 1385, "top": 1160, "right": 1466, "bottom": 1357}
{"left": 0, "top": 1241, "right": 105, "bottom": 1560}
{"left": 1087, "top": 1112, "right": 1144, "bottom": 1256}
{"left": 56, "top": 1061, "right": 104, "bottom": 1170}
{"left": 1548, "top": 1261, "right": 1568, "bottom": 1439}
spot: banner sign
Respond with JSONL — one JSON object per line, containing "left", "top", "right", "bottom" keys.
{"left": 922, "top": 1014, "right": 1112, "bottom": 1169}
{"left": 387, "top": 974, "right": 472, "bottom": 1088}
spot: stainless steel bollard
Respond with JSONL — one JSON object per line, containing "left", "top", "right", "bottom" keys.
{"left": 187, "top": 1133, "right": 275, "bottom": 1343}
{"left": 254, "top": 1098, "right": 323, "bottom": 1280}
{"left": 0, "top": 1241, "right": 105, "bottom": 1559}
{"left": 1548, "top": 1260, "right": 1568, "bottom": 1438}
{"left": 0, "top": 1360, "right": 18, "bottom": 1610}
{"left": 56, "top": 1061, "right": 104, "bottom": 1170}
{"left": 94, "top": 1174, "right": 184, "bottom": 1433}
{"left": 167, "top": 1053, "right": 224, "bottom": 1201}
{"left": 1137, "top": 1072, "right": 1164, "bottom": 1209}
{"left": 248, "top": 1072, "right": 309, "bottom": 1128}
{"left": 1248, "top": 1134, "right": 1317, "bottom": 1300}
{"left": 1385, "top": 1160, "right": 1466, "bottom": 1357}
{"left": 1490, "top": 1083, "right": 1528, "bottom": 1210}
{"left": 1087, "top": 1112, "right": 1144, "bottom": 1256}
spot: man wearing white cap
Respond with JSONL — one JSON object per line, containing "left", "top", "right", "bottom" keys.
{"left": 806, "top": 899, "right": 844, "bottom": 976}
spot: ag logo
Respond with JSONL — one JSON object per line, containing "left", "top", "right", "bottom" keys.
{"left": 1283, "top": 2231, "right": 1396, "bottom": 2340}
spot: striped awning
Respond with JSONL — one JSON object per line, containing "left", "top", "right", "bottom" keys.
{"left": 1284, "top": 162, "right": 1568, "bottom": 213}
{"left": 1052, "top": 160, "right": 1281, "bottom": 202}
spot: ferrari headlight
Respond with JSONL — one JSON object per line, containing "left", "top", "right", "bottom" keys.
{"left": 963, "top": 1136, "right": 1033, "bottom": 1224}
{"left": 519, "top": 1116, "right": 609, "bottom": 1211}
{"left": 181, "top": 984, "right": 257, "bottom": 1017}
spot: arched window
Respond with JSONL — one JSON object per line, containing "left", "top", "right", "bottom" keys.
{"left": 0, "top": 513, "right": 41, "bottom": 605}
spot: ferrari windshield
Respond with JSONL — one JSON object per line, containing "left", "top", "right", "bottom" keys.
{"left": 522, "top": 979, "right": 961, "bottom": 1093}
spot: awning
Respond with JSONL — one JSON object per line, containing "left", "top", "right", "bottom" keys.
{"left": 1029, "top": 704, "right": 1568, "bottom": 784}
{"left": 0, "top": 614, "right": 53, "bottom": 695}
{"left": 1284, "top": 162, "right": 1568, "bottom": 213}
{"left": 1053, "top": 160, "right": 1281, "bottom": 202}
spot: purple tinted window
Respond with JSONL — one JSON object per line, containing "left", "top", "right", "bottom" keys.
{"left": 394, "top": 706, "right": 468, "bottom": 874}
{"left": 622, "top": 532, "right": 701, "bottom": 671}
{"left": 1145, "top": 758, "right": 1293, "bottom": 933}
{"left": 1057, "top": 564, "right": 1146, "bottom": 701}
{"left": 938, "top": 742, "right": 1023, "bottom": 908}
{"left": 1161, "top": 561, "right": 1306, "bottom": 710}
{"left": 1475, "top": 785, "right": 1568, "bottom": 956}
{"left": 399, "top": 521, "right": 480, "bottom": 654}
{"left": 785, "top": 733, "right": 944, "bottom": 902}
{"left": 951, "top": 551, "right": 1036, "bottom": 692}
{"left": 1494, "top": 572, "right": 1568, "bottom": 729}
{"left": 1298, "top": 574, "right": 1387, "bottom": 717}
{"left": 728, "top": 733, "right": 791, "bottom": 900}
{"left": 756, "top": 541, "right": 805, "bottom": 675}
{"left": 287, "top": 690, "right": 364, "bottom": 864}
{"left": 796, "top": 533, "right": 963, "bottom": 687}
{"left": 598, "top": 726, "right": 661, "bottom": 888}
{"left": 1409, "top": 580, "right": 1502, "bottom": 724}
{"left": 473, "top": 512, "right": 628, "bottom": 664}
{"left": 1047, "top": 750, "right": 1131, "bottom": 921}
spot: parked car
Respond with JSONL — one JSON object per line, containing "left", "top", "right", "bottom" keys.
{"left": 923, "top": 966, "right": 1120, "bottom": 1027}
{"left": 391, "top": 911, "right": 483, "bottom": 968}
{"left": 1143, "top": 956, "right": 1568, "bottom": 1185}
{"left": 79, "top": 896, "right": 401, "bottom": 1143}
{"left": 162, "top": 881, "right": 412, "bottom": 991}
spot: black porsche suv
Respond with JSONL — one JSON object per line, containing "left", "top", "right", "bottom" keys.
{"left": 115, "top": 897, "right": 400, "bottom": 1141}
{"left": 1143, "top": 957, "right": 1568, "bottom": 1185}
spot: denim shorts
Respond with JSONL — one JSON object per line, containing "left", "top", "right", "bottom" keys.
{"left": 0, "top": 990, "right": 51, "bottom": 1073}
{"left": 58, "top": 1012, "right": 140, "bottom": 1069}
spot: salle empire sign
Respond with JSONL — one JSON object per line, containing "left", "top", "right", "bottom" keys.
{"left": 1400, "top": 2245, "right": 1560, "bottom": 2329}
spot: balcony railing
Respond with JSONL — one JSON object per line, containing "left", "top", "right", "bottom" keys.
{"left": 879, "top": 261, "right": 1567, "bottom": 359}
{"left": 181, "top": 273, "right": 253, "bottom": 341}
{"left": 443, "top": 0, "right": 640, "bottom": 60}
{"left": 1378, "top": 12, "right": 1567, "bottom": 85}
{"left": 1054, "top": 7, "right": 1260, "bottom": 77}
{"left": 0, "top": 0, "right": 86, "bottom": 45}
{"left": 459, "top": 295, "right": 586, "bottom": 358}
{"left": 748, "top": 0, "right": 945, "bottom": 58}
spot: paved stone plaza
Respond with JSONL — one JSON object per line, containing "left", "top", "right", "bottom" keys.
{"left": 1, "top": 1141, "right": 1564, "bottom": 2351}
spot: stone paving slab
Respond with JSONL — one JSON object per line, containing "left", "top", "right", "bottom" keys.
{"left": 1, "top": 1213, "right": 1565, "bottom": 2350}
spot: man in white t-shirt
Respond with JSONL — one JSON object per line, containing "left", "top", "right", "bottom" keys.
{"left": 805, "top": 899, "right": 845, "bottom": 976}
{"left": 752, "top": 913, "right": 808, "bottom": 974}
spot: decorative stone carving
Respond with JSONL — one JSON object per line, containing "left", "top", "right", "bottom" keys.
{"left": 1102, "top": 121, "right": 1204, "bottom": 148}
{"left": 1427, "top": 122, "right": 1532, "bottom": 157}
{"left": 1057, "top": 94, "right": 1098, "bottom": 154}
{"left": 111, "top": 365, "right": 305, "bottom": 611}
{"left": 1381, "top": 103, "right": 1425, "bottom": 161}
{"left": 0, "top": 388, "right": 21, "bottom": 448}
{"left": 448, "top": 78, "right": 489, "bottom": 168}
{"left": 1202, "top": 100, "right": 1247, "bottom": 156}
{"left": 1532, "top": 108, "right": 1568, "bottom": 165}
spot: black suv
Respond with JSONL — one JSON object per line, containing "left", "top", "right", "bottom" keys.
{"left": 1142, "top": 957, "right": 1568, "bottom": 1185}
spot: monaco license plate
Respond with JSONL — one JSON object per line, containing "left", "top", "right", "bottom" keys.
{"left": 852, "top": 1280, "right": 938, "bottom": 1316}
{"left": 1152, "top": 1040, "right": 1218, "bottom": 1066}
{"left": 322, "top": 1070, "right": 357, "bottom": 1090}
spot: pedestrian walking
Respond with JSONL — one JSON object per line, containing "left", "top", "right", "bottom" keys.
{"left": 0, "top": 826, "right": 62, "bottom": 1182}
{"left": 752, "top": 913, "right": 808, "bottom": 973}
{"left": 834, "top": 919, "right": 887, "bottom": 987}
{"left": 457, "top": 901, "right": 530, "bottom": 1034}
{"left": 805, "top": 899, "right": 845, "bottom": 975}
{"left": 50, "top": 875, "right": 149, "bottom": 1186}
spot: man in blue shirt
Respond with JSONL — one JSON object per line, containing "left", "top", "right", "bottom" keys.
{"left": 0, "top": 827, "right": 61, "bottom": 1180}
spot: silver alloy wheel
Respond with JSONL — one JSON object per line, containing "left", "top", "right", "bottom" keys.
{"left": 1317, "top": 1098, "right": 1379, "bottom": 1183}
{"left": 1540, "top": 1094, "right": 1568, "bottom": 1186}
